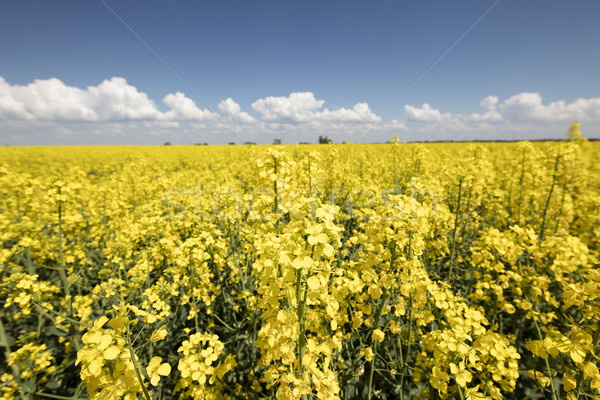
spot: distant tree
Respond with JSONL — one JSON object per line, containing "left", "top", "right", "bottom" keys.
{"left": 318, "top": 135, "right": 332, "bottom": 144}
{"left": 273, "top": 138, "right": 282, "bottom": 145}
{"left": 194, "top": 142, "right": 209, "bottom": 146}
{"left": 244, "top": 141, "right": 256, "bottom": 145}
{"left": 228, "top": 142, "right": 236, "bottom": 145}
{"left": 163, "top": 142, "right": 172, "bottom": 146}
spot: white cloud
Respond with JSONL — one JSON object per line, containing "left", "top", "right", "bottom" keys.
{"left": 0, "top": 76, "right": 218, "bottom": 123}
{"left": 480, "top": 95, "right": 499, "bottom": 111}
{"left": 2, "top": 75, "right": 599, "bottom": 144}
{"left": 251, "top": 92, "right": 380, "bottom": 124}
{"left": 316, "top": 103, "right": 380, "bottom": 123}
{"left": 373, "top": 119, "right": 408, "bottom": 132}
{"left": 0, "top": 77, "right": 33, "bottom": 120}
{"left": 468, "top": 96, "right": 502, "bottom": 122}
{"left": 0, "top": 76, "right": 162, "bottom": 121}
{"left": 251, "top": 92, "right": 325, "bottom": 122}
{"left": 403, "top": 93, "right": 600, "bottom": 134}
{"left": 162, "top": 92, "right": 217, "bottom": 121}
{"left": 2, "top": 76, "right": 99, "bottom": 121}
{"left": 87, "top": 77, "right": 162, "bottom": 120}
{"left": 218, "top": 98, "right": 256, "bottom": 123}
{"left": 405, "top": 103, "right": 451, "bottom": 123}
{"left": 404, "top": 95, "right": 503, "bottom": 126}
{"left": 401, "top": 93, "right": 600, "bottom": 141}
{"left": 500, "top": 92, "right": 600, "bottom": 122}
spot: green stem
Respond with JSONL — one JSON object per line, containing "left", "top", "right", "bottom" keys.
{"left": 368, "top": 241, "right": 395, "bottom": 400}
{"left": 539, "top": 154, "right": 560, "bottom": 243}
{"left": 33, "top": 302, "right": 92, "bottom": 329}
{"left": 552, "top": 183, "right": 568, "bottom": 236}
{"left": 457, "top": 383, "right": 466, "bottom": 400}
{"left": 56, "top": 190, "right": 72, "bottom": 316}
{"left": 213, "top": 314, "right": 235, "bottom": 331}
{"left": 308, "top": 157, "right": 313, "bottom": 198}
{"left": 574, "top": 326, "right": 600, "bottom": 399}
{"left": 34, "top": 393, "right": 85, "bottom": 400}
{"left": 529, "top": 307, "right": 559, "bottom": 400}
{"left": 367, "top": 291, "right": 389, "bottom": 400}
{"left": 125, "top": 319, "right": 152, "bottom": 400}
{"left": 449, "top": 176, "right": 463, "bottom": 277}
{"left": 296, "top": 268, "right": 307, "bottom": 376}
{"left": 272, "top": 155, "right": 281, "bottom": 235}
{"left": 189, "top": 255, "right": 200, "bottom": 333}
{"left": 517, "top": 150, "right": 526, "bottom": 225}
{"left": 0, "top": 318, "right": 32, "bottom": 400}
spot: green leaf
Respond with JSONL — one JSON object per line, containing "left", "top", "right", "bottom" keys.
{"left": 21, "top": 379, "right": 36, "bottom": 394}
{"left": 3, "top": 334, "right": 15, "bottom": 347}
{"left": 48, "top": 327, "right": 68, "bottom": 337}
{"left": 45, "top": 379, "right": 61, "bottom": 390}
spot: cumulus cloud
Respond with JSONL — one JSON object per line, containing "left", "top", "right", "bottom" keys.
{"left": 163, "top": 92, "right": 217, "bottom": 121}
{"left": 404, "top": 98, "right": 502, "bottom": 126}
{"left": 500, "top": 92, "right": 600, "bottom": 122}
{"left": 404, "top": 103, "right": 452, "bottom": 123}
{"left": 251, "top": 92, "right": 324, "bottom": 122}
{"left": 2, "top": 74, "right": 599, "bottom": 144}
{"left": 401, "top": 93, "right": 600, "bottom": 141}
{"left": 86, "top": 77, "right": 161, "bottom": 120}
{"left": 251, "top": 92, "right": 380, "bottom": 124}
{"left": 0, "top": 76, "right": 218, "bottom": 122}
{"left": 317, "top": 103, "right": 380, "bottom": 123}
{"left": 405, "top": 96, "right": 494, "bottom": 125}
{"left": 404, "top": 93, "right": 600, "bottom": 133}
{"left": 0, "top": 76, "right": 162, "bottom": 121}
{"left": 0, "top": 77, "right": 33, "bottom": 120}
{"left": 468, "top": 96, "right": 502, "bottom": 122}
{"left": 218, "top": 98, "right": 256, "bottom": 123}
{"left": 1, "top": 76, "right": 99, "bottom": 121}
{"left": 480, "top": 95, "right": 499, "bottom": 112}
{"left": 374, "top": 119, "right": 408, "bottom": 132}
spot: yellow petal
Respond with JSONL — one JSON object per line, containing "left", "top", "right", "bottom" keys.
{"left": 581, "top": 362, "right": 599, "bottom": 380}
{"left": 84, "top": 331, "right": 101, "bottom": 345}
{"left": 570, "top": 348, "right": 585, "bottom": 364}
{"left": 88, "top": 358, "right": 103, "bottom": 376}
{"left": 150, "top": 328, "right": 168, "bottom": 342}
{"left": 322, "top": 244, "right": 334, "bottom": 258}
{"left": 563, "top": 372, "right": 577, "bottom": 392}
{"left": 103, "top": 345, "right": 120, "bottom": 360}
{"left": 157, "top": 362, "right": 171, "bottom": 376}
{"left": 147, "top": 356, "right": 162, "bottom": 370}
{"left": 330, "top": 319, "right": 337, "bottom": 331}
{"left": 307, "top": 276, "right": 320, "bottom": 290}
{"left": 98, "top": 334, "right": 112, "bottom": 350}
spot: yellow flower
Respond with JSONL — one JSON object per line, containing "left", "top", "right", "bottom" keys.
{"left": 150, "top": 327, "right": 168, "bottom": 342}
{"left": 527, "top": 369, "right": 551, "bottom": 387}
{"left": 361, "top": 347, "right": 375, "bottom": 362}
{"left": 146, "top": 356, "right": 171, "bottom": 386}
{"left": 563, "top": 370, "right": 577, "bottom": 392}
{"left": 430, "top": 365, "right": 449, "bottom": 392}
{"left": 372, "top": 329, "right": 385, "bottom": 343}
{"left": 449, "top": 362, "right": 472, "bottom": 387}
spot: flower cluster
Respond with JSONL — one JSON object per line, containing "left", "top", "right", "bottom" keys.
{"left": 175, "top": 332, "right": 237, "bottom": 399}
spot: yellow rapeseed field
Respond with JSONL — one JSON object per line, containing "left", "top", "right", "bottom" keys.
{"left": 0, "top": 137, "right": 599, "bottom": 399}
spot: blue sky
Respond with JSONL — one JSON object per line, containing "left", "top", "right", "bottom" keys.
{"left": 1, "top": 0, "right": 599, "bottom": 145}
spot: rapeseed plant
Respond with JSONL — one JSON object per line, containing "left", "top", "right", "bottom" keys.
{"left": 0, "top": 140, "right": 598, "bottom": 399}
